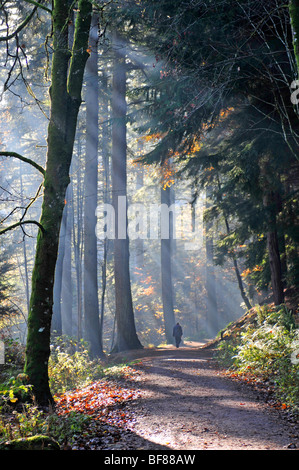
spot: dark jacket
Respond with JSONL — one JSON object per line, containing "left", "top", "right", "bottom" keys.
{"left": 173, "top": 323, "right": 183, "bottom": 338}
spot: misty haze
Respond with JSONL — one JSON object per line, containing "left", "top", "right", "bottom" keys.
{"left": 0, "top": 0, "right": 298, "bottom": 452}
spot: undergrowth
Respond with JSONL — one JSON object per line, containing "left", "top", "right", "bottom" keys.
{"left": 48, "top": 335, "right": 104, "bottom": 395}
{"left": 216, "top": 304, "right": 299, "bottom": 415}
{"left": 0, "top": 334, "right": 135, "bottom": 447}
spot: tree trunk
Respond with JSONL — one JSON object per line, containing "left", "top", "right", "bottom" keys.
{"left": 205, "top": 228, "right": 218, "bottom": 336}
{"left": 261, "top": 161, "right": 285, "bottom": 306}
{"left": 99, "top": 70, "right": 110, "bottom": 349}
{"left": 24, "top": 0, "right": 92, "bottom": 406}
{"left": 83, "top": 13, "right": 104, "bottom": 358}
{"left": 19, "top": 164, "right": 30, "bottom": 316}
{"left": 223, "top": 217, "right": 252, "bottom": 310}
{"left": 161, "top": 185, "right": 175, "bottom": 344}
{"left": 61, "top": 186, "right": 73, "bottom": 336}
{"left": 52, "top": 205, "right": 67, "bottom": 336}
{"left": 73, "top": 138, "right": 84, "bottom": 341}
{"left": 264, "top": 190, "right": 285, "bottom": 306}
{"left": 216, "top": 175, "right": 252, "bottom": 310}
{"left": 289, "top": 0, "right": 299, "bottom": 77}
{"left": 135, "top": 142, "right": 145, "bottom": 271}
{"left": 111, "top": 32, "right": 142, "bottom": 352}
{"left": 267, "top": 228, "right": 285, "bottom": 305}
{"left": 205, "top": 189, "right": 218, "bottom": 337}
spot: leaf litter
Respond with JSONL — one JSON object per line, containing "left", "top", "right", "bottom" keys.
{"left": 53, "top": 347, "right": 299, "bottom": 450}
{"left": 54, "top": 365, "right": 143, "bottom": 450}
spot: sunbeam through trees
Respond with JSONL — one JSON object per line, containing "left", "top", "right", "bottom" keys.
{"left": 0, "top": 0, "right": 298, "bottom": 452}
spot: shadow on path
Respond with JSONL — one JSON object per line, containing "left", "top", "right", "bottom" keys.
{"left": 111, "top": 344, "right": 299, "bottom": 450}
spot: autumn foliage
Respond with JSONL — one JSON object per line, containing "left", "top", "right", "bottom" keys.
{"left": 56, "top": 372, "right": 140, "bottom": 422}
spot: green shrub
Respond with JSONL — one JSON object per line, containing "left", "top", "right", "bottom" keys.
{"left": 256, "top": 304, "right": 296, "bottom": 331}
{"left": 46, "top": 411, "right": 92, "bottom": 446}
{"left": 0, "top": 403, "right": 46, "bottom": 443}
{"left": 0, "top": 403, "right": 91, "bottom": 448}
{"left": 216, "top": 333, "right": 241, "bottom": 368}
{"left": 0, "top": 374, "right": 33, "bottom": 407}
{"left": 0, "top": 334, "right": 25, "bottom": 368}
{"left": 48, "top": 335, "right": 103, "bottom": 395}
{"left": 216, "top": 304, "right": 299, "bottom": 413}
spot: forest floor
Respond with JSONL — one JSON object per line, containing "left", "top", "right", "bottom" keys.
{"left": 89, "top": 341, "right": 299, "bottom": 451}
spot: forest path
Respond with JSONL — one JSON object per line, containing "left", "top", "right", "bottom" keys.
{"left": 112, "top": 342, "right": 299, "bottom": 451}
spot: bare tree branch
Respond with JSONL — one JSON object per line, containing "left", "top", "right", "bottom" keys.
{"left": 22, "top": 0, "right": 52, "bottom": 14}
{"left": 0, "top": 5, "right": 38, "bottom": 42}
{"left": 0, "top": 151, "right": 45, "bottom": 176}
{"left": 0, "top": 220, "right": 45, "bottom": 236}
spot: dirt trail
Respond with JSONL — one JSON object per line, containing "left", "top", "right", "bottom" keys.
{"left": 112, "top": 343, "right": 299, "bottom": 451}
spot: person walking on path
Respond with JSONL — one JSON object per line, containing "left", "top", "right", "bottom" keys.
{"left": 173, "top": 322, "right": 183, "bottom": 348}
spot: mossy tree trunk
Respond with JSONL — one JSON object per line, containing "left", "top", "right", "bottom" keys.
{"left": 289, "top": 0, "right": 299, "bottom": 77}
{"left": 24, "top": 0, "right": 92, "bottom": 406}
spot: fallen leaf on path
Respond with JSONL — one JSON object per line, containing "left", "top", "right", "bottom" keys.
{"left": 55, "top": 377, "right": 139, "bottom": 423}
